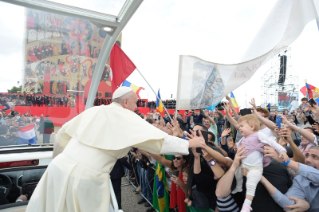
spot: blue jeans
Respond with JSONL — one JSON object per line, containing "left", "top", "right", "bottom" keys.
{"left": 144, "top": 168, "right": 152, "bottom": 203}
{"left": 1, "top": 103, "right": 10, "bottom": 111}
{"left": 137, "top": 163, "right": 141, "bottom": 186}
{"left": 140, "top": 168, "right": 152, "bottom": 203}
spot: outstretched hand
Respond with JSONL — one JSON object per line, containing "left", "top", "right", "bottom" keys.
{"left": 281, "top": 115, "right": 293, "bottom": 128}
{"left": 232, "top": 146, "right": 246, "bottom": 168}
{"left": 284, "top": 197, "right": 310, "bottom": 212}
{"left": 221, "top": 128, "right": 232, "bottom": 138}
{"left": 222, "top": 103, "right": 231, "bottom": 115}
{"left": 249, "top": 98, "right": 257, "bottom": 108}
{"left": 168, "top": 117, "right": 181, "bottom": 137}
{"left": 187, "top": 130, "right": 205, "bottom": 148}
{"left": 264, "top": 146, "right": 283, "bottom": 163}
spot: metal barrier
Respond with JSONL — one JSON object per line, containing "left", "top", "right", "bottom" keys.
{"left": 122, "top": 158, "right": 178, "bottom": 212}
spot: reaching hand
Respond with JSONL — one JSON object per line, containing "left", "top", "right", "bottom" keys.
{"left": 222, "top": 103, "right": 231, "bottom": 115}
{"left": 281, "top": 115, "right": 293, "bottom": 128}
{"left": 221, "top": 128, "right": 232, "bottom": 138}
{"left": 201, "top": 149, "right": 213, "bottom": 162}
{"left": 171, "top": 175, "right": 182, "bottom": 185}
{"left": 284, "top": 197, "right": 310, "bottom": 212}
{"left": 204, "top": 110, "right": 209, "bottom": 117}
{"left": 279, "top": 152, "right": 289, "bottom": 162}
{"left": 225, "top": 95, "right": 230, "bottom": 101}
{"left": 192, "top": 148, "right": 201, "bottom": 158}
{"left": 249, "top": 98, "right": 257, "bottom": 108}
{"left": 264, "top": 146, "right": 283, "bottom": 163}
{"left": 232, "top": 146, "right": 246, "bottom": 168}
{"left": 188, "top": 130, "right": 205, "bottom": 148}
{"left": 279, "top": 127, "right": 293, "bottom": 141}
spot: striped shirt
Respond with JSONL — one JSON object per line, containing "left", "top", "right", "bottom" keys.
{"left": 217, "top": 194, "right": 240, "bottom": 212}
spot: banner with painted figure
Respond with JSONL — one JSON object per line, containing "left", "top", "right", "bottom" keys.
{"left": 278, "top": 92, "right": 299, "bottom": 112}
{"left": 24, "top": 9, "right": 122, "bottom": 98}
{"left": 176, "top": 0, "right": 319, "bottom": 110}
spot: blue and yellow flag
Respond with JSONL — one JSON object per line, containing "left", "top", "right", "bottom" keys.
{"left": 122, "top": 80, "right": 144, "bottom": 99}
{"left": 153, "top": 155, "right": 172, "bottom": 212}
{"left": 156, "top": 89, "right": 164, "bottom": 115}
{"left": 265, "top": 103, "right": 271, "bottom": 112}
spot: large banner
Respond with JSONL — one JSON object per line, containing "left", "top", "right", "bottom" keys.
{"left": 176, "top": 0, "right": 319, "bottom": 110}
{"left": 24, "top": 9, "right": 122, "bottom": 98}
{"left": 278, "top": 92, "right": 299, "bottom": 112}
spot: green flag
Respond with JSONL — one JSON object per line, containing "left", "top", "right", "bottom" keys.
{"left": 152, "top": 155, "right": 172, "bottom": 212}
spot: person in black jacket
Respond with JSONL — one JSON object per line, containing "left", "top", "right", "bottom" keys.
{"left": 110, "top": 157, "right": 132, "bottom": 210}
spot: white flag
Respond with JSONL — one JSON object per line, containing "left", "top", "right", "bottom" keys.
{"left": 176, "top": 0, "right": 319, "bottom": 110}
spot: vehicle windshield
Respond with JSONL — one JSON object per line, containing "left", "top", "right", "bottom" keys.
{"left": 0, "top": 0, "right": 125, "bottom": 147}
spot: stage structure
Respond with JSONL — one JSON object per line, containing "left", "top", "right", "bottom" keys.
{"left": 261, "top": 47, "right": 299, "bottom": 110}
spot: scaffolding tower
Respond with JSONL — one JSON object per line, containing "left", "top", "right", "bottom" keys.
{"left": 261, "top": 47, "right": 299, "bottom": 109}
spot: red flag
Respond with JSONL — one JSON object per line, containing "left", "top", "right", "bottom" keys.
{"left": 110, "top": 43, "right": 136, "bottom": 93}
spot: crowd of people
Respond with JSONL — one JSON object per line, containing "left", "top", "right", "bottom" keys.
{"left": 0, "top": 93, "right": 76, "bottom": 107}
{"left": 122, "top": 95, "right": 319, "bottom": 212}
{"left": 0, "top": 108, "right": 55, "bottom": 146}
{"left": 147, "top": 99, "right": 177, "bottom": 109}
{"left": 1, "top": 90, "right": 319, "bottom": 212}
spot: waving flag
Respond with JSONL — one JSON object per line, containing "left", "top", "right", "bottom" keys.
{"left": 265, "top": 103, "right": 271, "bottom": 112}
{"left": 156, "top": 90, "right": 164, "bottom": 116}
{"left": 300, "top": 83, "right": 319, "bottom": 105}
{"left": 230, "top": 92, "right": 240, "bottom": 113}
{"left": 176, "top": 0, "right": 318, "bottom": 110}
{"left": 17, "top": 124, "right": 37, "bottom": 145}
{"left": 305, "top": 81, "right": 314, "bottom": 99}
{"left": 110, "top": 43, "right": 136, "bottom": 93}
{"left": 153, "top": 156, "right": 172, "bottom": 212}
{"left": 122, "top": 80, "right": 144, "bottom": 99}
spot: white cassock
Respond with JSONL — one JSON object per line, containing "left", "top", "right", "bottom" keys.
{"left": 26, "top": 102, "right": 189, "bottom": 212}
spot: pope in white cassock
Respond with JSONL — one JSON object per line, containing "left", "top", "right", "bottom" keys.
{"left": 26, "top": 87, "right": 204, "bottom": 212}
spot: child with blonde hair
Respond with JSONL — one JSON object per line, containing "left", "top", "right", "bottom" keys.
{"left": 232, "top": 114, "right": 288, "bottom": 212}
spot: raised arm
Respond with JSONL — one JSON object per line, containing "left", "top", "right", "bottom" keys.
{"left": 282, "top": 116, "right": 316, "bottom": 145}
{"left": 192, "top": 148, "right": 202, "bottom": 174}
{"left": 264, "top": 146, "right": 319, "bottom": 184}
{"left": 223, "top": 103, "right": 240, "bottom": 130}
{"left": 260, "top": 176, "right": 296, "bottom": 210}
{"left": 220, "top": 128, "right": 232, "bottom": 145}
{"left": 280, "top": 127, "right": 305, "bottom": 163}
{"left": 148, "top": 153, "right": 172, "bottom": 168}
{"left": 252, "top": 108, "right": 277, "bottom": 131}
{"left": 200, "top": 142, "right": 233, "bottom": 169}
{"left": 204, "top": 110, "right": 216, "bottom": 125}
{"left": 215, "top": 146, "right": 246, "bottom": 198}
{"left": 225, "top": 95, "right": 239, "bottom": 120}
{"left": 202, "top": 149, "right": 225, "bottom": 179}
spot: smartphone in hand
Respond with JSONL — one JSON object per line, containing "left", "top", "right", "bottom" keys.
{"left": 276, "top": 116, "right": 282, "bottom": 129}
{"left": 173, "top": 169, "right": 179, "bottom": 177}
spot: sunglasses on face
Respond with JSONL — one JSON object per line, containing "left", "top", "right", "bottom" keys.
{"left": 172, "top": 156, "right": 182, "bottom": 161}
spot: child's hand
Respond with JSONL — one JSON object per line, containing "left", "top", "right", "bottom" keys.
{"left": 279, "top": 152, "right": 289, "bottom": 162}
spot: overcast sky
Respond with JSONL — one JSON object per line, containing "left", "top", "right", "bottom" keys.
{"left": 0, "top": 0, "right": 319, "bottom": 108}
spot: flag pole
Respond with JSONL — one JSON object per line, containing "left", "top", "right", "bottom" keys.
{"left": 135, "top": 68, "right": 173, "bottom": 122}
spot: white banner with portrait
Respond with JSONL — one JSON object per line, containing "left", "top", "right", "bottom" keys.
{"left": 176, "top": 0, "right": 319, "bottom": 110}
